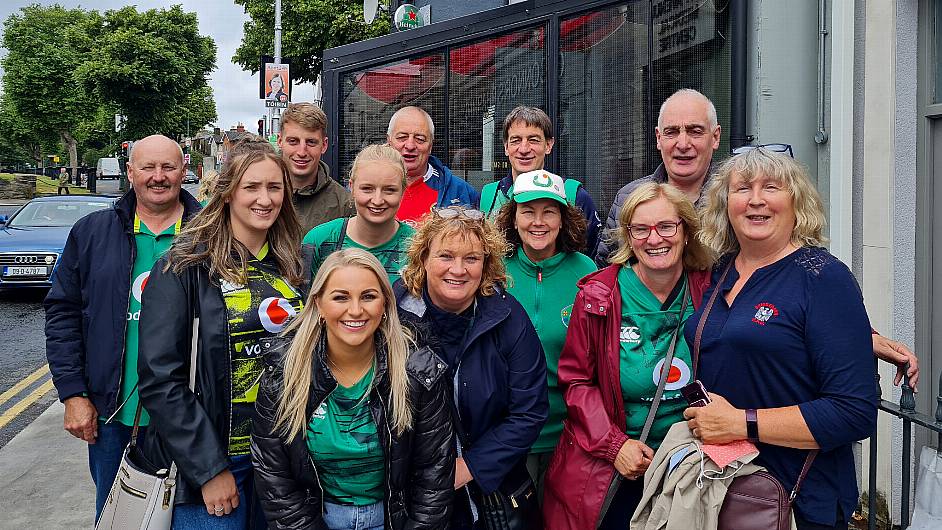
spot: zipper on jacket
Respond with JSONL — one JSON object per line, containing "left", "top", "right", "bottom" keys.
{"left": 107, "top": 230, "right": 137, "bottom": 424}
{"left": 534, "top": 267, "right": 543, "bottom": 331}
{"left": 308, "top": 387, "right": 335, "bottom": 519}
{"left": 375, "top": 392, "right": 395, "bottom": 527}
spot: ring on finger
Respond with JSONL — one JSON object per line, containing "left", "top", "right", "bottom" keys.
{"left": 214, "top": 506, "right": 224, "bottom": 514}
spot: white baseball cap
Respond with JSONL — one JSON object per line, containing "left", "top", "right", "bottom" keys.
{"left": 511, "top": 170, "right": 567, "bottom": 206}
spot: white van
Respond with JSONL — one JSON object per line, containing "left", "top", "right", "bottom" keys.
{"left": 96, "top": 157, "right": 122, "bottom": 180}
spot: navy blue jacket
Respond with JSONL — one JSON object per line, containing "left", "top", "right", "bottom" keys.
{"left": 394, "top": 281, "right": 549, "bottom": 494}
{"left": 427, "top": 155, "right": 481, "bottom": 209}
{"left": 487, "top": 174, "right": 602, "bottom": 260}
{"left": 44, "top": 189, "right": 201, "bottom": 419}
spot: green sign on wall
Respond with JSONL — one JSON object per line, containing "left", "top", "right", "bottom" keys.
{"left": 394, "top": 4, "right": 424, "bottom": 31}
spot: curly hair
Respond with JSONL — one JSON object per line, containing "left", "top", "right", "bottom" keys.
{"left": 400, "top": 207, "right": 510, "bottom": 298}
{"left": 700, "top": 148, "right": 826, "bottom": 256}
{"left": 609, "top": 182, "right": 714, "bottom": 271}
{"left": 494, "top": 199, "right": 587, "bottom": 255}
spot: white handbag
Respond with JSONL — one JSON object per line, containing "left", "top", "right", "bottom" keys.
{"left": 96, "top": 319, "right": 199, "bottom": 530}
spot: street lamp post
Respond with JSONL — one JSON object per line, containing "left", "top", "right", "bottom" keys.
{"left": 270, "top": 0, "right": 283, "bottom": 137}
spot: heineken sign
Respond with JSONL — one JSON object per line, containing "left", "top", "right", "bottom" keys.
{"left": 394, "top": 4, "right": 424, "bottom": 31}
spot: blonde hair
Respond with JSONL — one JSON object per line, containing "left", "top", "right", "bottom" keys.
{"left": 700, "top": 148, "right": 827, "bottom": 256}
{"left": 349, "top": 144, "right": 407, "bottom": 191}
{"left": 275, "top": 249, "right": 413, "bottom": 439}
{"left": 282, "top": 103, "right": 328, "bottom": 134}
{"left": 609, "top": 182, "right": 714, "bottom": 271}
{"left": 401, "top": 207, "right": 510, "bottom": 298}
{"left": 165, "top": 150, "right": 303, "bottom": 286}
{"left": 195, "top": 169, "right": 218, "bottom": 203}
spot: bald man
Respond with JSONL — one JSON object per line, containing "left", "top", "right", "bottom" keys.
{"left": 45, "top": 134, "right": 203, "bottom": 523}
{"left": 387, "top": 106, "right": 480, "bottom": 222}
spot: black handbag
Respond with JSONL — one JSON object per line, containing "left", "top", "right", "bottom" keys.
{"left": 471, "top": 462, "right": 541, "bottom": 530}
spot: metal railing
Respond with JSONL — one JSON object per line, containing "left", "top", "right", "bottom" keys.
{"left": 868, "top": 360, "right": 939, "bottom": 529}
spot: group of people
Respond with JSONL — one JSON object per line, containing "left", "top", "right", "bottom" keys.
{"left": 44, "top": 89, "right": 919, "bottom": 530}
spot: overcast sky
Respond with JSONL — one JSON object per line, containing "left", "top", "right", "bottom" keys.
{"left": 0, "top": 0, "right": 317, "bottom": 134}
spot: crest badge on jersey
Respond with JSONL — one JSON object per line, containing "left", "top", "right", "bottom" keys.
{"left": 752, "top": 302, "right": 779, "bottom": 326}
{"left": 259, "top": 296, "right": 296, "bottom": 332}
{"left": 561, "top": 304, "right": 573, "bottom": 327}
{"left": 620, "top": 325, "right": 641, "bottom": 344}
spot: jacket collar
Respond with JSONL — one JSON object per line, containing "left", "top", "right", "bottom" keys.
{"left": 510, "top": 248, "right": 568, "bottom": 277}
{"left": 293, "top": 160, "right": 332, "bottom": 196}
{"left": 395, "top": 281, "right": 512, "bottom": 339}
{"left": 114, "top": 188, "right": 202, "bottom": 233}
{"left": 308, "top": 331, "right": 390, "bottom": 401}
{"left": 576, "top": 264, "right": 621, "bottom": 317}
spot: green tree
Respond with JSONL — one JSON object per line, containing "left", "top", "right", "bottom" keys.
{"left": 77, "top": 5, "right": 218, "bottom": 139}
{"left": 233, "top": 0, "right": 392, "bottom": 84}
{"left": 1, "top": 5, "right": 97, "bottom": 172}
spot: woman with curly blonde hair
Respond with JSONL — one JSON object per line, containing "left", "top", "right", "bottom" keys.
{"left": 684, "top": 148, "right": 877, "bottom": 530}
{"left": 395, "top": 206, "right": 549, "bottom": 530}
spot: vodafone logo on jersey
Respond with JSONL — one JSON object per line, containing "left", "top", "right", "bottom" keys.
{"left": 259, "top": 297, "right": 296, "bottom": 333}
{"left": 652, "top": 357, "right": 691, "bottom": 392}
{"left": 132, "top": 271, "right": 150, "bottom": 303}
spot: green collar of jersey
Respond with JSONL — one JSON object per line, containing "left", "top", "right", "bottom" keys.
{"left": 512, "top": 247, "right": 568, "bottom": 277}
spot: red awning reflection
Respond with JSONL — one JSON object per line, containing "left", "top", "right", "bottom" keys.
{"left": 352, "top": 10, "right": 623, "bottom": 104}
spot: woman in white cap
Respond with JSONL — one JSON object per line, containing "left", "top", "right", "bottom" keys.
{"left": 494, "top": 169, "right": 597, "bottom": 494}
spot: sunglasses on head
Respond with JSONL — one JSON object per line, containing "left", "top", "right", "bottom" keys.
{"left": 432, "top": 206, "right": 485, "bottom": 221}
{"left": 731, "top": 143, "right": 794, "bottom": 158}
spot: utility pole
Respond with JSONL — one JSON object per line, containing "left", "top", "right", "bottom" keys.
{"left": 270, "top": 0, "right": 283, "bottom": 137}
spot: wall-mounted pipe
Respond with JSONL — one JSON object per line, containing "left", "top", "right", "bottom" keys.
{"left": 815, "top": 0, "right": 829, "bottom": 144}
{"left": 730, "top": 0, "right": 748, "bottom": 149}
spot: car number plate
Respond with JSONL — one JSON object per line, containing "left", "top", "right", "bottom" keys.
{"left": 3, "top": 266, "right": 47, "bottom": 276}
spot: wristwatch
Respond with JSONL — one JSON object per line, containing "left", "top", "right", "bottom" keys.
{"left": 745, "top": 408, "right": 760, "bottom": 443}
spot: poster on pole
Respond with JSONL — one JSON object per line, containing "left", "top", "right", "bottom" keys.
{"left": 262, "top": 61, "right": 290, "bottom": 108}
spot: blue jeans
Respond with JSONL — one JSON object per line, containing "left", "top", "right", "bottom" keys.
{"left": 171, "top": 454, "right": 267, "bottom": 529}
{"left": 89, "top": 421, "right": 142, "bottom": 524}
{"left": 323, "top": 500, "right": 384, "bottom": 530}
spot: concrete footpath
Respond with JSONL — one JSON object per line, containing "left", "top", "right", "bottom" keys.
{"left": 0, "top": 401, "right": 95, "bottom": 529}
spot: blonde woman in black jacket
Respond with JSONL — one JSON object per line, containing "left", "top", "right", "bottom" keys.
{"left": 252, "top": 248, "right": 455, "bottom": 530}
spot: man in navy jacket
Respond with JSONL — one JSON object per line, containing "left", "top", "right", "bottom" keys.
{"left": 44, "top": 135, "right": 201, "bottom": 522}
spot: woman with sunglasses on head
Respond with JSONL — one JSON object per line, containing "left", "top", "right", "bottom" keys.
{"left": 683, "top": 149, "right": 877, "bottom": 530}
{"left": 541, "top": 182, "right": 714, "bottom": 530}
{"left": 395, "top": 205, "right": 549, "bottom": 530}
{"left": 251, "top": 249, "right": 454, "bottom": 530}
{"left": 136, "top": 146, "right": 304, "bottom": 529}
{"left": 303, "top": 145, "right": 413, "bottom": 283}
{"left": 493, "top": 170, "right": 597, "bottom": 495}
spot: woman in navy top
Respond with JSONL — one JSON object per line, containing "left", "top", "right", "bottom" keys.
{"left": 683, "top": 148, "right": 877, "bottom": 530}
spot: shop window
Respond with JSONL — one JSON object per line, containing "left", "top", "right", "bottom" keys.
{"left": 338, "top": 53, "right": 446, "bottom": 183}
{"left": 447, "top": 27, "right": 546, "bottom": 190}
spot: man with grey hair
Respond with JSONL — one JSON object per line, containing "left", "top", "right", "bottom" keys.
{"left": 595, "top": 88, "right": 721, "bottom": 264}
{"left": 386, "top": 105, "right": 480, "bottom": 222}
{"left": 45, "top": 134, "right": 202, "bottom": 523}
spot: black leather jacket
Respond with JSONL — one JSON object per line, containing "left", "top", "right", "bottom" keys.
{"left": 251, "top": 335, "right": 455, "bottom": 530}
{"left": 135, "top": 253, "right": 293, "bottom": 505}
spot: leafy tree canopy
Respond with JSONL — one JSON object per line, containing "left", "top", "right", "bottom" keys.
{"left": 1, "top": 3, "right": 218, "bottom": 168}
{"left": 233, "top": 0, "right": 391, "bottom": 84}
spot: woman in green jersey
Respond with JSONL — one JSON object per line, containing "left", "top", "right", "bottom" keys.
{"left": 541, "top": 182, "right": 714, "bottom": 530}
{"left": 252, "top": 249, "right": 454, "bottom": 529}
{"left": 494, "top": 169, "right": 596, "bottom": 495}
{"left": 137, "top": 147, "right": 305, "bottom": 529}
{"left": 303, "top": 145, "right": 415, "bottom": 282}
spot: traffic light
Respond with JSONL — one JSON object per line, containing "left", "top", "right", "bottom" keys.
{"left": 258, "top": 118, "right": 265, "bottom": 136}
{"left": 121, "top": 141, "right": 130, "bottom": 158}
